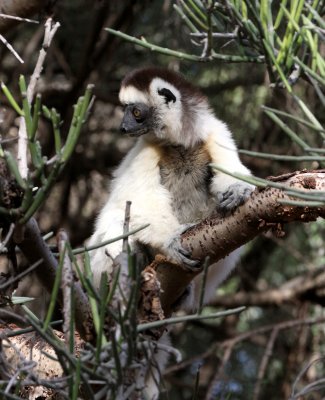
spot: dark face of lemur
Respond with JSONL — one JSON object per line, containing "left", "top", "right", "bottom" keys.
{"left": 120, "top": 102, "right": 154, "bottom": 137}
{"left": 118, "top": 67, "right": 208, "bottom": 147}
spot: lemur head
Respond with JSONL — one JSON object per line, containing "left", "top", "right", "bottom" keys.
{"left": 119, "top": 67, "right": 210, "bottom": 147}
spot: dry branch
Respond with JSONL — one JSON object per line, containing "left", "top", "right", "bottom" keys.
{"left": 153, "top": 171, "right": 325, "bottom": 315}
{"left": 0, "top": 0, "right": 43, "bottom": 33}
{"left": 16, "top": 218, "right": 95, "bottom": 342}
{"left": 212, "top": 265, "right": 325, "bottom": 308}
{"left": 18, "top": 18, "right": 60, "bottom": 180}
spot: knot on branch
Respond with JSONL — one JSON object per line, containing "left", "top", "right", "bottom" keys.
{"left": 300, "top": 176, "right": 316, "bottom": 189}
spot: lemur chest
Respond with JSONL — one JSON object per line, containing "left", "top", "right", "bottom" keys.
{"left": 159, "top": 143, "right": 216, "bottom": 223}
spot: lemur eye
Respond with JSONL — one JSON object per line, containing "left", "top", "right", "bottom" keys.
{"left": 133, "top": 108, "right": 142, "bottom": 118}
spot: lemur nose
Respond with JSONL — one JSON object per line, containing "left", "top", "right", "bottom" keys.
{"left": 120, "top": 123, "right": 127, "bottom": 133}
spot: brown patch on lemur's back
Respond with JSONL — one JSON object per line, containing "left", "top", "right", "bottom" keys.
{"left": 158, "top": 142, "right": 216, "bottom": 224}
{"left": 121, "top": 67, "right": 207, "bottom": 103}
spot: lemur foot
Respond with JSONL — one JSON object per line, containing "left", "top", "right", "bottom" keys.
{"left": 165, "top": 225, "right": 200, "bottom": 271}
{"left": 218, "top": 183, "right": 254, "bottom": 213}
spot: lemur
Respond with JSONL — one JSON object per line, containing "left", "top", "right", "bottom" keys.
{"left": 88, "top": 67, "right": 254, "bottom": 398}
{"left": 89, "top": 67, "right": 253, "bottom": 308}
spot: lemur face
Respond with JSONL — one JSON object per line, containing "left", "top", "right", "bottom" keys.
{"left": 119, "top": 86, "right": 178, "bottom": 137}
{"left": 118, "top": 67, "right": 208, "bottom": 145}
{"left": 120, "top": 102, "right": 153, "bottom": 137}
{"left": 119, "top": 74, "right": 182, "bottom": 139}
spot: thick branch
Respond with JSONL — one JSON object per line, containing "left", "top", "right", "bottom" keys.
{"left": 182, "top": 171, "right": 325, "bottom": 261}
{"left": 155, "top": 171, "right": 325, "bottom": 314}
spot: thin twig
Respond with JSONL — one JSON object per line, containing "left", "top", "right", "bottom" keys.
{"left": 0, "top": 222, "right": 15, "bottom": 252}
{"left": 190, "top": 31, "right": 238, "bottom": 38}
{"left": 0, "top": 35, "right": 23, "bottom": 63}
{"left": 0, "top": 14, "right": 38, "bottom": 24}
{"left": 290, "top": 357, "right": 325, "bottom": 399}
{"left": 0, "top": 136, "right": 18, "bottom": 144}
{"left": 57, "top": 230, "right": 73, "bottom": 348}
{"left": 26, "top": 18, "right": 60, "bottom": 103}
{"left": 17, "top": 18, "right": 60, "bottom": 179}
{"left": 0, "top": 259, "right": 43, "bottom": 290}
{"left": 205, "top": 343, "right": 233, "bottom": 400}
{"left": 165, "top": 316, "right": 325, "bottom": 377}
{"left": 253, "top": 328, "right": 279, "bottom": 400}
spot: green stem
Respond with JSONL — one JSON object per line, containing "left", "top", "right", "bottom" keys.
{"left": 1, "top": 82, "right": 24, "bottom": 115}
{"left": 137, "top": 306, "right": 246, "bottom": 332}
{"left": 43, "top": 246, "right": 65, "bottom": 331}
{"left": 239, "top": 149, "right": 325, "bottom": 162}
{"left": 71, "top": 224, "right": 150, "bottom": 255}
{"left": 294, "top": 57, "right": 325, "bottom": 87}
{"left": 179, "top": 0, "right": 209, "bottom": 31}
{"left": 173, "top": 4, "right": 199, "bottom": 33}
{"left": 261, "top": 105, "right": 325, "bottom": 133}
{"left": 264, "top": 109, "right": 309, "bottom": 150}
{"left": 61, "top": 84, "right": 94, "bottom": 162}
{"left": 211, "top": 165, "right": 325, "bottom": 201}
{"left": 19, "top": 75, "right": 33, "bottom": 138}
{"left": 4, "top": 150, "right": 26, "bottom": 189}
{"left": 105, "top": 28, "right": 264, "bottom": 63}
{"left": 31, "top": 94, "right": 41, "bottom": 140}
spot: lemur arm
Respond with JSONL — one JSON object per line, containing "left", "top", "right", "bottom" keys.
{"left": 206, "top": 122, "right": 254, "bottom": 211}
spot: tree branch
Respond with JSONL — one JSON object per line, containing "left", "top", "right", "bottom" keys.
{"left": 152, "top": 170, "right": 325, "bottom": 315}
{"left": 17, "top": 18, "right": 60, "bottom": 180}
{"left": 212, "top": 265, "right": 325, "bottom": 308}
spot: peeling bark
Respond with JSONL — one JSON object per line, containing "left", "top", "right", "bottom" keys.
{"left": 138, "top": 264, "right": 165, "bottom": 338}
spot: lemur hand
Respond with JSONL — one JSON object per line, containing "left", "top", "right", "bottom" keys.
{"left": 218, "top": 182, "right": 254, "bottom": 213}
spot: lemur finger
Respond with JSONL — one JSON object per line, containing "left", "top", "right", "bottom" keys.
{"left": 167, "top": 237, "right": 200, "bottom": 270}
{"left": 178, "top": 253, "right": 201, "bottom": 269}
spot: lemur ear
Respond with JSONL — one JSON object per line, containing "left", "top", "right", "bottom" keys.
{"left": 158, "top": 88, "right": 176, "bottom": 104}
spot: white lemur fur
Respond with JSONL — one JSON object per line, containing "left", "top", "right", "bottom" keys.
{"left": 88, "top": 67, "right": 253, "bottom": 397}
